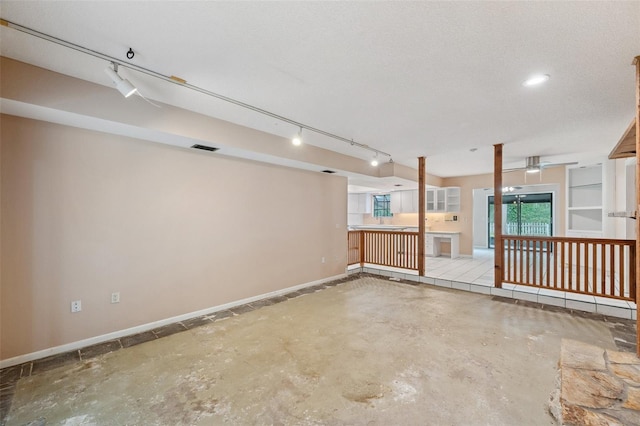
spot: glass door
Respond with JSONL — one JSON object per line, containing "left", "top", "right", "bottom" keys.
{"left": 488, "top": 192, "right": 552, "bottom": 248}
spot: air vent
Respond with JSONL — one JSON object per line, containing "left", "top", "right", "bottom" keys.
{"left": 321, "top": 170, "right": 336, "bottom": 174}
{"left": 191, "top": 144, "right": 219, "bottom": 152}
{"left": 394, "top": 184, "right": 403, "bottom": 187}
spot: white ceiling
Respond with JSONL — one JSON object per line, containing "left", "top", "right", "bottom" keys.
{"left": 1, "top": 1, "right": 639, "bottom": 177}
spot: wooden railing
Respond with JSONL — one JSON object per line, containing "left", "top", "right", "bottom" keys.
{"left": 347, "top": 230, "right": 419, "bottom": 270}
{"left": 347, "top": 231, "right": 363, "bottom": 266}
{"left": 502, "top": 236, "right": 636, "bottom": 301}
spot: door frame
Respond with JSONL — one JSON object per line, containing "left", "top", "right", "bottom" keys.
{"left": 487, "top": 191, "right": 554, "bottom": 248}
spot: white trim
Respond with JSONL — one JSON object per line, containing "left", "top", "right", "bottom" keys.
{"left": 0, "top": 273, "right": 347, "bottom": 369}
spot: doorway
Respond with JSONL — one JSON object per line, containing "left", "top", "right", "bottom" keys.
{"left": 488, "top": 192, "right": 553, "bottom": 248}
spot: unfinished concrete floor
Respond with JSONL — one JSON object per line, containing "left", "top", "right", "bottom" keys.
{"left": 4, "top": 276, "right": 628, "bottom": 425}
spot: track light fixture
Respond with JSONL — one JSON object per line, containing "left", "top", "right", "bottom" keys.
{"left": 292, "top": 127, "right": 302, "bottom": 146}
{"left": 371, "top": 154, "right": 379, "bottom": 167}
{"left": 2, "top": 19, "right": 394, "bottom": 163}
{"left": 104, "top": 62, "right": 138, "bottom": 98}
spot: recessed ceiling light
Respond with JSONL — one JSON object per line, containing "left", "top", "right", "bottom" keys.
{"left": 522, "top": 74, "right": 550, "bottom": 87}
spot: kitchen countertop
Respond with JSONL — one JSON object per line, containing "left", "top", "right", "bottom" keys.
{"left": 426, "top": 231, "right": 461, "bottom": 234}
{"left": 349, "top": 225, "right": 416, "bottom": 230}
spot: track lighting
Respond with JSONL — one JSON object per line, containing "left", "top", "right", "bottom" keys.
{"left": 104, "top": 62, "right": 138, "bottom": 98}
{"left": 371, "top": 154, "right": 379, "bottom": 167}
{"left": 3, "top": 19, "right": 395, "bottom": 162}
{"left": 292, "top": 127, "right": 302, "bottom": 146}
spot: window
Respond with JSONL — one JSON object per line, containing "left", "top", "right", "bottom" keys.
{"left": 373, "top": 194, "right": 392, "bottom": 217}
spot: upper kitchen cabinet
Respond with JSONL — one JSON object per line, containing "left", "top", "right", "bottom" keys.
{"left": 348, "top": 193, "right": 372, "bottom": 214}
{"left": 426, "top": 187, "right": 460, "bottom": 212}
{"left": 390, "top": 190, "right": 418, "bottom": 213}
{"left": 446, "top": 187, "right": 461, "bottom": 212}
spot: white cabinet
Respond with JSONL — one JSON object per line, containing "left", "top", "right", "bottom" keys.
{"left": 426, "top": 187, "right": 460, "bottom": 212}
{"left": 426, "top": 189, "right": 445, "bottom": 212}
{"left": 425, "top": 232, "right": 460, "bottom": 258}
{"left": 426, "top": 190, "right": 435, "bottom": 211}
{"left": 348, "top": 193, "right": 372, "bottom": 214}
{"left": 446, "top": 187, "right": 461, "bottom": 212}
{"left": 390, "top": 192, "right": 403, "bottom": 213}
{"left": 566, "top": 164, "right": 603, "bottom": 236}
{"left": 425, "top": 234, "right": 436, "bottom": 256}
{"left": 391, "top": 190, "right": 418, "bottom": 213}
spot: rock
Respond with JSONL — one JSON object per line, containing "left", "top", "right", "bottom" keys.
{"left": 561, "top": 339, "right": 607, "bottom": 371}
{"left": 623, "top": 386, "right": 640, "bottom": 411}
{"left": 601, "top": 408, "right": 640, "bottom": 426}
{"left": 561, "top": 367, "right": 624, "bottom": 409}
{"left": 606, "top": 350, "right": 640, "bottom": 365}
{"left": 562, "top": 403, "right": 623, "bottom": 426}
{"left": 609, "top": 363, "right": 640, "bottom": 387}
{"left": 549, "top": 387, "right": 562, "bottom": 422}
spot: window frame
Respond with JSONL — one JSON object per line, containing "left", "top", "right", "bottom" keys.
{"left": 372, "top": 194, "right": 392, "bottom": 218}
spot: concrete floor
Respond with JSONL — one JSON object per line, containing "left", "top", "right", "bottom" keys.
{"left": 6, "top": 276, "right": 622, "bottom": 425}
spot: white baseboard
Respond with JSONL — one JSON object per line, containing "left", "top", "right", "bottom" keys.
{"left": 0, "top": 273, "right": 347, "bottom": 369}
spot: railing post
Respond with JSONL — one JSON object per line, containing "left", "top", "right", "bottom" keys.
{"left": 630, "top": 243, "right": 636, "bottom": 302}
{"left": 418, "top": 156, "right": 426, "bottom": 276}
{"left": 359, "top": 230, "right": 365, "bottom": 267}
{"left": 633, "top": 55, "right": 639, "bottom": 357}
{"left": 494, "top": 144, "right": 503, "bottom": 289}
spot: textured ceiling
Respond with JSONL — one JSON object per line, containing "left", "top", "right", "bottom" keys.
{"left": 1, "top": 1, "right": 639, "bottom": 177}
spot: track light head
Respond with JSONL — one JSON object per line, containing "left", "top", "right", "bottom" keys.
{"left": 371, "top": 153, "right": 379, "bottom": 167}
{"left": 105, "top": 63, "right": 138, "bottom": 98}
{"left": 292, "top": 127, "right": 302, "bottom": 146}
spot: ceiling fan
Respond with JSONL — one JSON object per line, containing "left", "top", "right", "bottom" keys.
{"left": 503, "top": 156, "right": 577, "bottom": 174}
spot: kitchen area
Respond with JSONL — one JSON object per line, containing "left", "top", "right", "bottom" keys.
{"left": 348, "top": 187, "right": 463, "bottom": 259}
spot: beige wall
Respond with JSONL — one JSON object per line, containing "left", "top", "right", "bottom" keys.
{"left": 359, "top": 167, "right": 566, "bottom": 255}
{"left": 441, "top": 168, "right": 566, "bottom": 254}
{"left": 1, "top": 115, "right": 347, "bottom": 360}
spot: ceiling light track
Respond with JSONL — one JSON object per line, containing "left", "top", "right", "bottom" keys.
{"left": 0, "top": 18, "right": 392, "bottom": 162}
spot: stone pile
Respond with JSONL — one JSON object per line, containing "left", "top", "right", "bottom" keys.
{"left": 550, "top": 339, "right": 640, "bottom": 425}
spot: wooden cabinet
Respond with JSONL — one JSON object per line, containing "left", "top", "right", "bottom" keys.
{"left": 348, "top": 193, "right": 372, "bottom": 214}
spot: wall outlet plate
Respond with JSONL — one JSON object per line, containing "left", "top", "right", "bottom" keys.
{"left": 71, "top": 300, "right": 81, "bottom": 313}
{"left": 111, "top": 292, "right": 120, "bottom": 304}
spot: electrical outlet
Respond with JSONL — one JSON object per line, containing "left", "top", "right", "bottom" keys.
{"left": 71, "top": 300, "right": 82, "bottom": 313}
{"left": 321, "top": 257, "right": 326, "bottom": 263}
{"left": 111, "top": 292, "right": 120, "bottom": 304}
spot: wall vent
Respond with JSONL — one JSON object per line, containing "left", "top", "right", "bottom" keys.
{"left": 191, "top": 144, "right": 219, "bottom": 152}
{"left": 321, "top": 170, "right": 336, "bottom": 174}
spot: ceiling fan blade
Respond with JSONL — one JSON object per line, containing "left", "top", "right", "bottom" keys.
{"left": 503, "top": 167, "right": 526, "bottom": 173}
{"left": 540, "top": 161, "right": 579, "bottom": 169}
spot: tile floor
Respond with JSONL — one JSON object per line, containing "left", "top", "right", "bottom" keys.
{"left": 348, "top": 248, "right": 638, "bottom": 321}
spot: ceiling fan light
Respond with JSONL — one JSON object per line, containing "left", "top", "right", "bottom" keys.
{"left": 526, "top": 168, "right": 540, "bottom": 174}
